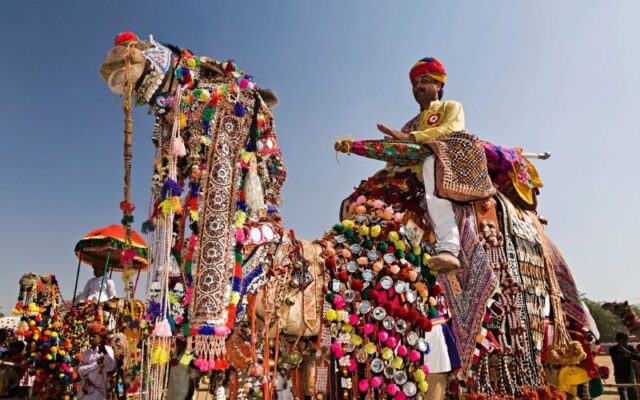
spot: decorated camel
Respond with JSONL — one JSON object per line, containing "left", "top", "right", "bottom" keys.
{"left": 99, "top": 32, "right": 588, "bottom": 399}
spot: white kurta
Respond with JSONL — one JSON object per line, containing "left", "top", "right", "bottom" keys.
{"left": 77, "top": 345, "right": 116, "bottom": 400}
{"left": 80, "top": 277, "right": 117, "bottom": 303}
{"left": 424, "top": 324, "right": 452, "bottom": 373}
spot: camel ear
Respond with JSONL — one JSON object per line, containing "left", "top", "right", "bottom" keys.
{"left": 258, "top": 88, "right": 279, "bottom": 109}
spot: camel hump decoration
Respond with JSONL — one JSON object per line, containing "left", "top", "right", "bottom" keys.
{"left": 99, "top": 32, "right": 588, "bottom": 399}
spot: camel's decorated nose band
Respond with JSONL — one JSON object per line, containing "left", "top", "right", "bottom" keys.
{"left": 137, "top": 36, "right": 174, "bottom": 104}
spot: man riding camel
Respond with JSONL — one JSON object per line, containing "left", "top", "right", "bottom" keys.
{"left": 378, "top": 57, "right": 494, "bottom": 273}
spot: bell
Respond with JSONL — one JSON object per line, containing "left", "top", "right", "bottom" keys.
{"left": 285, "top": 297, "right": 296, "bottom": 306}
{"left": 293, "top": 260, "right": 305, "bottom": 270}
{"left": 289, "top": 278, "right": 300, "bottom": 289}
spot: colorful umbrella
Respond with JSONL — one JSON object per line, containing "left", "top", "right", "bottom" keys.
{"left": 74, "top": 224, "right": 148, "bottom": 271}
{"left": 335, "top": 138, "right": 433, "bottom": 167}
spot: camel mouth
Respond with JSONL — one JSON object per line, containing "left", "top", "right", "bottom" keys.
{"left": 107, "top": 69, "right": 127, "bottom": 96}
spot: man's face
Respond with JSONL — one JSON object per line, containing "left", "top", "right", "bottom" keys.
{"left": 618, "top": 335, "right": 629, "bottom": 346}
{"left": 90, "top": 333, "right": 102, "bottom": 346}
{"left": 412, "top": 74, "right": 441, "bottom": 108}
{"left": 93, "top": 266, "right": 104, "bottom": 278}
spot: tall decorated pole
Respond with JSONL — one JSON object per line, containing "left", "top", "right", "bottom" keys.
{"left": 119, "top": 43, "right": 138, "bottom": 297}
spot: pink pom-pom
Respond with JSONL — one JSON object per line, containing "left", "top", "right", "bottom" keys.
{"left": 395, "top": 392, "right": 407, "bottom": 400}
{"left": 385, "top": 206, "right": 394, "bottom": 215}
{"left": 331, "top": 342, "right": 344, "bottom": 358}
{"left": 207, "top": 360, "right": 216, "bottom": 370}
{"left": 393, "top": 212, "right": 404, "bottom": 222}
{"left": 386, "top": 383, "right": 399, "bottom": 396}
{"left": 409, "top": 350, "right": 421, "bottom": 363}
{"left": 378, "top": 330, "right": 389, "bottom": 342}
{"left": 348, "top": 358, "right": 357, "bottom": 372}
{"left": 422, "top": 364, "right": 430, "bottom": 374}
{"left": 238, "top": 78, "right": 249, "bottom": 90}
{"left": 216, "top": 326, "right": 230, "bottom": 336}
{"left": 363, "top": 323, "right": 375, "bottom": 335}
{"left": 333, "top": 295, "right": 346, "bottom": 310}
{"left": 359, "top": 379, "right": 370, "bottom": 392}
{"left": 396, "top": 345, "right": 408, "bottom": 357}
{"left": 356, "top": 195, "right": 367, "bottom": 205}
{"left": 386, "top": 336, "right": 397, "bottom": 349}
{"left": 235, "top": 228, "right": 245, "bottom": 244}
{"left": 373, "top": 199, "right": 384, "bottom": 209}
{"left": 349, "top": 314, "right": 359, "bottom": 326}
{"left": 170, "top": 136, "right": 187, "bottom": 157}
{"left": 371, "top": 376, "right": 383, "bottom": 388}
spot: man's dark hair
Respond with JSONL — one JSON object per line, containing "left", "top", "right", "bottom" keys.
{"left": 616, "top": 332, "right": 629, "bottom": 341}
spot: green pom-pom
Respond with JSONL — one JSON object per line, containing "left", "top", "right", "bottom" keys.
{"left": 182, "top": 323, "right": 191, "bottom": 337}
{"left": 362, "top": 286, "right": 372, "bottom": 300}
{"left": 362, "top": 240, "right": 373, "bottom": 250}
{"left": 376, "top": 242, "right": 388, "bottom": 253}
{"left": 325, "top": 293, "right": 335, "bottom": 303}
{"left": 395, "top": 249, "right": 405, "bottom": 259}
{"left": 406, "top": 253, "right": 416, "bottom": 265}
{"left": 333, "top": 224, "right": 344, "bottom": 234}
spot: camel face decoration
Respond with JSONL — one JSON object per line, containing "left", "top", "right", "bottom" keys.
{"left": 100, "top": 32, "right": 589, "bottom": 399}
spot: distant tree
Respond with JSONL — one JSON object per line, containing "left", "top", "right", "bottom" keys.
{"left": 582, "top": 295, "right": 628, "bottom": 342}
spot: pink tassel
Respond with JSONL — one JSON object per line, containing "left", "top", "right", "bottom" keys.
{"left": 152, "top": 318, "right": 173, "bottom": 337}
{"left": 170, "top": 136, "right": 186, "bottom": 157}
{"left": 183, "top": 287, "right": 192, "bottom": 306}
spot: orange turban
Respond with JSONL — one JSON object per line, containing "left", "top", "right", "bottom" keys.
{"left": 87, "top": 322, "right": 107, "bottom": 337}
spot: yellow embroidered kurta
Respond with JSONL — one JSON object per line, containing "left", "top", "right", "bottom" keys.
{"left": 410, "top": 100, "right": 465, "bottom": 143}
{"left": 381, "top": 100, "right": 465, "bottom": 178}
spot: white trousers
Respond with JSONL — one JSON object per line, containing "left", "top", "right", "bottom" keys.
{"left": 422, "top": 157, "right": 460, "bottom": 256}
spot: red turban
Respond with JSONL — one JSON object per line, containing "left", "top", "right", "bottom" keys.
{"left": 409, "top": 57, "right": 447, "bottom": 84}
{"left": 87, "top": 322, "right": 107, "bottom": 337}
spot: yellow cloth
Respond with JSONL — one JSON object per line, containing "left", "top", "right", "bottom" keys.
{"left": 411, "top": 100, "right": 465, "bottom": 143}
{"left": 508, "top": 156, "right": 543, "bottom": 205}
{"left": 558, "top": 365, "right": 590, "bottom": 396}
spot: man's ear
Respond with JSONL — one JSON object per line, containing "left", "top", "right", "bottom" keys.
{"left": 258, "top": 88, "right": 279, "bottom": 109}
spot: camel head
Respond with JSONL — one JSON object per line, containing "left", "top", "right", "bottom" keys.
{"left": 19, "top": 272, "right": 39, "bottom": 293}
{"left": 99, "top": 32, "right": 278, "bottom": 108}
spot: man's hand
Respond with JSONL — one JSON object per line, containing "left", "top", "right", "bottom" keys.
{"left": 377, "top": 124, "right": 413, "bottom": 141}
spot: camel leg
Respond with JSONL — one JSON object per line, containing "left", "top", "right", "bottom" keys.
{"left": 425, "top": 373, "right": 449, "bottom": 400}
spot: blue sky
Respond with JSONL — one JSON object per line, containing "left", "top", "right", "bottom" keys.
{"left": 1, "top": 1, "right": 639, "bottom": 313}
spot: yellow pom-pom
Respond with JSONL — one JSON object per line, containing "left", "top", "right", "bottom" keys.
{"left": 391, "top": 356, "right": 404, "bottom": 369}
{"left": 418, "top": 381, "right": 429, "bottom": 393}
{"left": 230, "top": 292, "right": 240, "bottom": 305}
{"left": 423, "top": 253, "right": 431, "bottom": 264}
{"left": 388, "top": 231, "right": 399, "bottom": 242}
{"left": 234, "top": 211, "right": 247, "bottom": 228}
{"left": 370, "top": 225, "right": 381, "bottom": 238}
{"left": 180, "top": 113, "right": 187, "bottom": 129}
{"left": 364, "top": 343, "right": 377, "bottom": 355}
{"left": 325, "top": 309, "right": 337, "bottom": 322}
{"left": 351, "top": 335, "right": 363, "bottom": 346}
{"left": 341, "top": 220, "right": 355, "bottom": 229}
{"left": 189, "top": 210, "right": 199, "bottom": 222}
{"left": 395, "top": 241, "right": 406, "bottom": 251}
{"left": 341, "top": 324, "right": 352, "bottom": 333}
{"left": 414, "top": 369, "right": 426, "bottom": 382}
{"left": 413, "top": 245, "right": 421, "bottom": 255}
{"left": 381, "top": 347, "right": 393, "bottom": 360}
{"left": 186, "top": 58, "right": 197, "bottom": 68}
{"left": 359, "top": 225, "right": 370, "bottom": 236}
